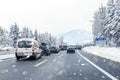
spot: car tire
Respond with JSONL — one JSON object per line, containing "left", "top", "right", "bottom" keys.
{"left": 49, "top": 52, "right": 51, "bottom": 55}
{"left": 39, "top": 54, "right": 42, "bottom": 59}
{"left": 15, "top": 53, "right": 20, "bottom": 61}
{"left": 16, "top": 56, "right": 20, "bottom": 61}
{"left": 45, "top": 53, "right": 48, "bottom": 56}
{"left": 67, "top": 51, "right": 69, "bottom": 53}
{"left": 34, "top": 56, "right": 37, "bottom": 60}
{"left": 32, "top": 55, "right": 37, "bottom": 60}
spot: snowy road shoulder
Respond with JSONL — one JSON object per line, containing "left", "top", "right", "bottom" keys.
{"left": 77, "top": 50, "right": 118, "bottom": 80}
{"left": 0, "top": 53, "right": 15, "bottom": 60}
{"left": 83, "top": 46, "right": 120, "bottom": 63}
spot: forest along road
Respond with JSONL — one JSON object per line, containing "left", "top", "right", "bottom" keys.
{"left": 0, "top": 50, "right": 120, "bottom": 80}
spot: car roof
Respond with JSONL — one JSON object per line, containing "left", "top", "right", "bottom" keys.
{"left": 17, "top": 38, "right": 37, "bottom": 42}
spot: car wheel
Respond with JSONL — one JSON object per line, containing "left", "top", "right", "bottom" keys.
{"left": 16, "top": 56, "right": 20, "bottom": 61}
{"left": 48, "top": 51, "right": 50, "bottom": 55}
{"left": 32, "top": 55, "right": 37, "bottom": 60}
{"left": 67, "top": 51, "right": 69, "bottom": 53}
{"left": 39, "top": 54, "right": 42, "bottom": 59}
{"left": 45, "top": 53, "right": 48, "bottom": 56}
{"left": 15, "top": 53, "right": 20, "bottom": 61}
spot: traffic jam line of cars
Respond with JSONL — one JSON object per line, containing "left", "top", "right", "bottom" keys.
{"left": 15, "top": 38, "right": 61, "bottom": 61}
{"left": 15, "top": 38, "right": 82, "bottom": 61}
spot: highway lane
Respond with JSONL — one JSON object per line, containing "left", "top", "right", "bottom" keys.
{"left": 0, "top": 50, "right": 119, "bottom": 80}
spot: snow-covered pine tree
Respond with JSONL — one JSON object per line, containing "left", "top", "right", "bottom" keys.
{"left": 29, "top": 29, "right": 34, "bottom": 38}
{"left": 103, "top": 0, "right": 120, "bottom": 46}
{"left": 9, "top": 23, "right": 20, "bottom": 47}
{"left": 103, "top": 0, "right": 116, "bottom": 46}
{"left": 21, "top": 27, "right": 30, "bottom": 38}
{"left": 34, "top": 29, "right": 38, "bottom": 41}
{"left": 0, "top": 27, "right": 4, "bottom": 45}
{"left": 51, "top": 36, "right": 57, "bottom": 47}
{"left": 92, "top": 5, "right": 106, "bottom": 39}
{"left": 109, "top": 0, "right": 120, "bottom": 46}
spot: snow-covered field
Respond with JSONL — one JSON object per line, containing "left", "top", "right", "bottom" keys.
{"left": 0, "top": 46, "right": 15, "bottom": 60}
{"left": 0, "top": 53, "right": 15, "bottom": 60}
{"left": 83, "top": 46, "right": 120, "bottom": 63}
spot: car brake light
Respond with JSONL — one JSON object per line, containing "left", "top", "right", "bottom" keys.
{"left": 32, "top": 45, "right": 35, "bottom": 52}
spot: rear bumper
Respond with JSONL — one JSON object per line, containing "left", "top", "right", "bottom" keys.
{"left": 42, "top": 50, "right": 49, "bottom": 53}
{"left": 50, "top": 50, "right": 58, "bottom": 53}
{"left": 15, "top": 52, "right": 37, "bottom": 57}
{"left": 67, "top": 50, "right": 75, "bottom": 52}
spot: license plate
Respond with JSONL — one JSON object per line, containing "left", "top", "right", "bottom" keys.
{"left": 24, "top": 52, "right": 32, "bottom": 56}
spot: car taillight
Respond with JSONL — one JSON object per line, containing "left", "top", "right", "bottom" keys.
{"left": 32, "top": 45, "right": 35, "bottom": 52}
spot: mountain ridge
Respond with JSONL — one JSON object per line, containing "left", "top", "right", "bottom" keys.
{"left": 57, "top": 29, "right": 93, "bottom": 45}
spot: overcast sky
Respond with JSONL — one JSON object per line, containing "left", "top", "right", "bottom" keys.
{"left": 0, "top": 0, "right": 108, "bottom": 35}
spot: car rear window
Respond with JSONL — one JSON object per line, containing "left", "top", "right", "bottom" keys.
{"left": 18, "top": 41, "right": 32, "bottom": 48}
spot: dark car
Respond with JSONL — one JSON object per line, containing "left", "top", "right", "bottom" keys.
{"left": 41, "top": 42, "right": 50, "bottom": 56}
{"left": 49, "top": 47, "right": 59, "bottom": 53}
{"left": 67, "top": 47, "right": 75, "bottom": 53}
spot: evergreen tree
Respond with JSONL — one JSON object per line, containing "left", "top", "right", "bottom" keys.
{"left": 9, "top": 23, "right": 20, "bottom": 46}
{"left": 34, "top": 29, "right": 38, "bottom": 40}
{"left": 92, "top": 5, "right": 106, "bottom": 39}
{"left": 29, "top": 29, "right": 34, "bottom": 38}
{"left": 0, "top": 27, "right": 4, "bottom": 45}
{"left": 21, "top": 27, "right": 30, "bottom": 38}
{"left": 103, "top": 0, "right": 120, "bottom": 46}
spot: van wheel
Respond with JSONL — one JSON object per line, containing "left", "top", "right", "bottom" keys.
{"left": 39, "top": 54, "right": 41, "bottom": 59}
{"left": 34, "top": 56, "right": 37, "bottom": 60}
{"left": 45, "top": 53, "right": 48, "bottom": 56}
{"left": 15, "top": 53, "right": 20, "bottom": 61}
{"left": 16, "top": 56, "right": 20, "bottom": 61}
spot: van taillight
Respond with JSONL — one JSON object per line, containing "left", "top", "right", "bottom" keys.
{"left": 32, "top": 45, "right": 35, "bottom": 52}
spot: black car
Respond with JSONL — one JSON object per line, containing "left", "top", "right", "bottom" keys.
{"left": 41, "top": 42, "right": 50, "bottom": 56}
{"left": 49, "top": 47, "right": 59, "bottom": 53}
{"left": 67, "top": 47, "right": 75, "bottom": 53}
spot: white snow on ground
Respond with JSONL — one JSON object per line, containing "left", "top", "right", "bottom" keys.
{"left": 83, "top": 46, "right": 120, "bottom": 63}
{"left": 0, "top": 46, "right": 15, "bottom": 60}
{"left": 0, "top": 54, "right": 15, "bottom": 60}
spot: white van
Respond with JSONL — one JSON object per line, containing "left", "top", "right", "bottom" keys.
{"left": 15, "top": 38, "right": 42, "bottom": 60}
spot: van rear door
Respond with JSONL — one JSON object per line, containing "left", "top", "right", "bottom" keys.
{"left": 17, "top": 40, "right": 33, "bottom": 56}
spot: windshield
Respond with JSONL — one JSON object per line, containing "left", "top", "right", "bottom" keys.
{"left": 1, "top": 0, "right": 120, "bottom": 80}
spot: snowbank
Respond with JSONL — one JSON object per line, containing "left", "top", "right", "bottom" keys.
{"left": 83, "top": 46, "right": 120, "bottom": 63}
{"left": 0, "top": 54, "right": 15, "bottom": 60}
{"left": 0, "top": 46, "right": 14, "bottom": 51}
{"left": 0, "top": 46, "right": 15, "bottom": 60}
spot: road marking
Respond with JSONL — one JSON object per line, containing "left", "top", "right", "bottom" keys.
{"left": 58, "top": 54, "right": 64, "bottom": 58}
{"left": 77, "top": 50, "right": 118, "bottom": 80}
{"left": 34, "top": 59, "right": 47, "bottom": 67}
